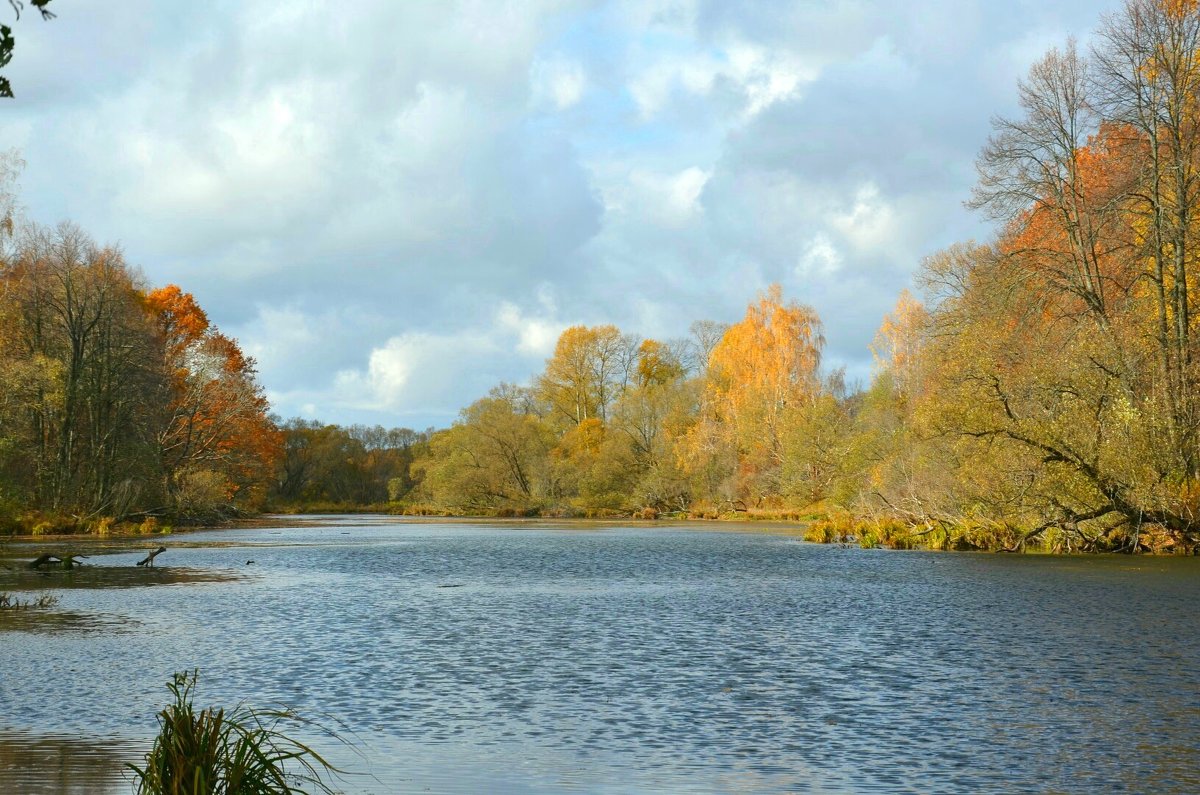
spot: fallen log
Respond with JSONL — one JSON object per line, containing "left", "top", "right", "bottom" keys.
{"left": 137, "top": 546, "right": 167, "bottom": 567}
{"left": 27, "top": 553, "right": 85, "bottom": 570}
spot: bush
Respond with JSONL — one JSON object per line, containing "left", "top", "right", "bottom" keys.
{"left": 129, "top": 671, "right": 345, "bottom": 795}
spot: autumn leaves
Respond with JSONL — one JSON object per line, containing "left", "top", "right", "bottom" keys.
{"left": 0, "top": 215, "right": 276, "bottom": 527}
{"left": 417, "top": 287, "right": 832, "bottom": 516}
{"left": 415, "top": 0, "right": 1200, "bottom": 551}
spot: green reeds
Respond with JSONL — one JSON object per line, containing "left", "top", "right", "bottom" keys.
{"left": 129, "top": 670, "right": 346, "bottom": 795}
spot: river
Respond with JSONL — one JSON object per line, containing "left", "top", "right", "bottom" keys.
{"left": 1, "top": 516, "right": 1198, "bottom": 793}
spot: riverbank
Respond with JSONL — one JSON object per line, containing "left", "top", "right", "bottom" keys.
{"left": 269, "top": 504, "right": 1200, "bottom": 554}
{"left": 4, "top": 505, "right": 1196, "bottom": 555}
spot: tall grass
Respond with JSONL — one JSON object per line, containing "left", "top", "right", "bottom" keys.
{"left": 0, "top": 592, "right": 58, "bottom": 609}
{"left": 129, "top": 671, "right": 346, "bottom": 795}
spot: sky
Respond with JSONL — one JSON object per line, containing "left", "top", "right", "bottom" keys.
{"left": 1, "top": 0, "right": 1124, "bottom": 430}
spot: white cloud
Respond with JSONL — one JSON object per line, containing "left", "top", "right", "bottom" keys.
{"left": 797, "top": 233, "right": 842, "bottom": 278}
{"left": 497, "top": 302, "right": 566, "bottom": 357}
{"left": 628, "top": 44, "right": 814, "bottom": 122}
{"left": 333, "top": 330, "right": 498, "bottom": 413}
{"left": 531, "top": 56, "right": 587, "bottom": 109}
{"left": 596, "top": 165, "right": 710, "bottom": 230}
{"left": 830, "top": 182, "right": 899, "bottom": 255}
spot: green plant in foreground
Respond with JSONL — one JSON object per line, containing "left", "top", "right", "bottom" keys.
{"left": 129, "top": 670, "right": 346, "bottom": 795}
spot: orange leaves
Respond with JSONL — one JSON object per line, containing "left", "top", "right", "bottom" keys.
{"left": 707, "top": 284, "right": 823, "bottom": 414}
{"left": 1162, "top": 0, "right": 1199, "bottom": 21}
{"left": 696, "top": 284, "right": 824, "bottom": 502}
{"left": 146, "top": 284, "right": 279, "bottom": 509}
{"left": 145, "top": 284, "right": 209, "bottom": 357}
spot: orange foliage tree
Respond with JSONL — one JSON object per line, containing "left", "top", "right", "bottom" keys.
{"left": 700, "top": 284, "right": 824, "bottom": 505}
{"left": 146, "top": 286, "right": 279, "bottom": 515}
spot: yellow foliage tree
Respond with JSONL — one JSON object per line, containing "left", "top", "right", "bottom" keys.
{"left": 701, "top": 284, "right": 824, "bottom": 504}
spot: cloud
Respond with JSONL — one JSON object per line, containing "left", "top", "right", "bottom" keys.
{"left": 332, "top": 331, "right": 497, "bottom": 414}
{"left": 0, "top": 0, "right": 1127, "bottom": 427}
{"left": 531, "top": 56, "right": 587, "bottom": 109}
{"left": 798, "top": 234, "right": 842, "bottom": 278}
{"left": 497, "top": 301, "right": 568, "bottom": 357}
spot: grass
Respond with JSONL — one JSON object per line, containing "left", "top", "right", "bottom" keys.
{"left": 129, "top": 671, "right": 348, "bottom": 795}
{"left": 0, "top": 592, "right": 59, "bottom": 609}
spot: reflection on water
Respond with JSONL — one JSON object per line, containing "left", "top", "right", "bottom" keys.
{"left": 1, "top": 519, "right": 1199, "bottom": 793}
{"left": 0, "top": 608, "right": 134, "bottom": 634}
{"left": 0, "top": 732, "right": 141, "bottom": 795}
{"left": 0, "top": 563, "right": 245, "bottom": 591}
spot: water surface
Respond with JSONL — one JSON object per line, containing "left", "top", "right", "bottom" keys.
{"left": 2, "top": 517, "right": 1198, "bottom": 793}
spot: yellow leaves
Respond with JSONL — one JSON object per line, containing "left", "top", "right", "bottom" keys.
{"left": 559, "top": 417, "right": 605, "bottom": 457}
{"left": 700, "top": 284, "right": 824, "bottom": 501}
{"left": 870, "top": 289, "right": 928, "bottom": 391}
{"left": 1162, "top": 0, "right": 1199, "bottom": 21}
{"left": 538, "top": 324, "right": 630, "bottom": 424}
{"left": 707, "top": 283, "right": 823, "bottom": 414}
{"left": 636, "top": 339, "right": 683, "bottom": 387}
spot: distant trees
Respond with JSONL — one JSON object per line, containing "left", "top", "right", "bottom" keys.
{"left": 414, "top": 289, "right": 840, "bottom": 517}
{"left": 270, "top": 419, "right": 429, "bottom": 508}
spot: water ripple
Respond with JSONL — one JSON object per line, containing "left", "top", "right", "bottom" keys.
{"left": 1, "top": 522, "right": 1198, "bottom": 793}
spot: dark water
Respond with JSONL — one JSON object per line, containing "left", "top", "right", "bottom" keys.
{"left": 1, "top": 517, "right": 1198, "bottom": 793}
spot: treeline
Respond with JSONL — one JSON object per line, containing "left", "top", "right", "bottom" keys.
{"left": 407, "top": 289, "right": 860, "bottom": 523}
{"left": 269, "top": 419, "right": 430, "bottom": 510}
{"left": 0, "top": 156, "right": 278, "bottom": 531}
{"left": 410, "top": 0, "right": 1200, "bottom": 553}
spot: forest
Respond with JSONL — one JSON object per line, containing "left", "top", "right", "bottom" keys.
{"left": 0, "top": 153, "right": 278, "bottom": 531}
{"left": 405, "top": 0, "right": 1200, "bottom": 553}
{"left": 2, "top": 0, "right": 1199, "bottom": 553}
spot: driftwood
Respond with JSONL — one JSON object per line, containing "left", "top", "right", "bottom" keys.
{"left": 27, "top": 553, "right": 85, "bottom": 570}
{"left": 137, "top": 546, "right": 167, "bottom": 567}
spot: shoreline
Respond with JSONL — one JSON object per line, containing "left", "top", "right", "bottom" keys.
{"left": 3, "top": 511, "right": 1193, "bottom": 556}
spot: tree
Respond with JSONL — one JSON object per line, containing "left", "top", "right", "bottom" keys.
{"left": 420, "top": 388, "right": 553, "bottom": 511}
{"left": 536, "top": 325, "right": 637, "bottom": 426}
{"left": 701, "top": 284, "right": 824, "bottom": 504}
{"left": 0, "top": 222, "right": 164, "bottom": 516}
{"left": 1, "top": 1, "right": 56, "bottom": 98}
{"left": 146, "top": 285, "right": 279, "bottom": 516}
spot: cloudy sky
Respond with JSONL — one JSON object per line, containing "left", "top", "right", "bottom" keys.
{"left": 2, "top": 0, "right": 1121, "bottom": 429}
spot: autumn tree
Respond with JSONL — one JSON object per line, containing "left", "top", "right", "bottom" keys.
{"left": 0, "top": 222, "right": 164, "bottom": 516}
{"left": 931, "top": 2, "right": 1200, "bottom": 548}
{"left": 145, "top": 285, "right": 279, "bottom": 516}
{"left": 420, "top": 387, "right": 553, "bottom": 512}
{"left": 699, "top": 284, "right": 824, "bottom": 505}
{"left": 0, "top": 165, "right": 281, "bottom": 528}
{"left": 536, "top": 325, "right": 638, "bottom": 426}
